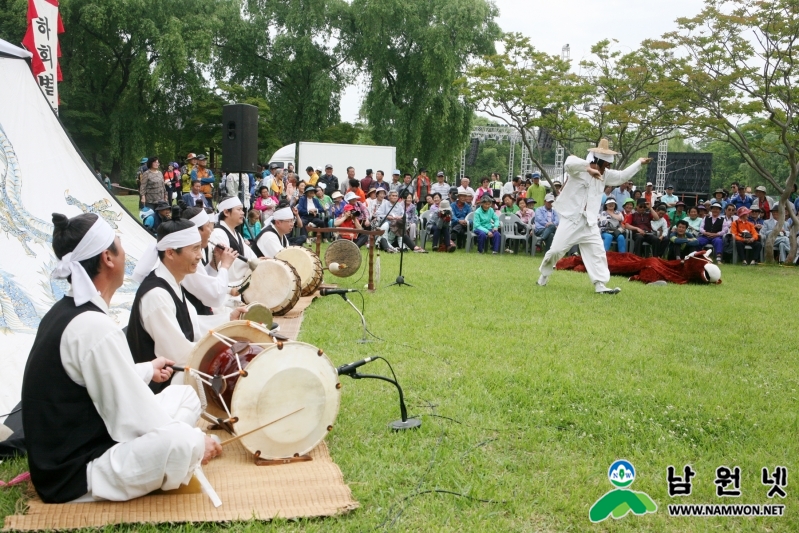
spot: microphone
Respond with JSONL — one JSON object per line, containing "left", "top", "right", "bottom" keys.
{"left": 337, "top": 357, "right": 377, "bottom": 376}
{"left": 320, "top": 287, "right": 359, "bottom": 296}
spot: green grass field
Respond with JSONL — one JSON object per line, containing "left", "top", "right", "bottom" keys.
{"left": 3, "top": 201, "right": 798, "bottom": 531}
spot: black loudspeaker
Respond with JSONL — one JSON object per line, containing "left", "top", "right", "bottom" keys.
{"left": 646, "top": 152, "right": 713, "bottom": 195}
{"left": 466, "top": 138, "right": 480, "bottom": 166}
{"left": 221, "top": 104, "right": 258, "bottom": 173}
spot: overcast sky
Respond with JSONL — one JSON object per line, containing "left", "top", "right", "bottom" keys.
{"left": 338, "top": 0, "right": 703, "bottom": 122}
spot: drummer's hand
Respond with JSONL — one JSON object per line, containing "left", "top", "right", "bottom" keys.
{"left": 230, "top": 306, "right": 248, "bottom": 321}
{"left": 202, "top": 435, "right": 222, "bottom": 465}
{"left": 151, "top": 357, "right": 175, "bottom": 383}
{"left": 218, "top": 247, "right": 238, "bottom": 269}
{"left": 230, "top": 287, "right": 240, "bottom": 297}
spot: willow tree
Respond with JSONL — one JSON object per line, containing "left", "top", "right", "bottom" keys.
{"left": 462, "top": 32, "right": 590, "bottom": 188}
{"left": 346, "top": 0, "right": 500, "bottom": 172}
{"left": 652, "top": 0, "right": 799, "bottom": 262}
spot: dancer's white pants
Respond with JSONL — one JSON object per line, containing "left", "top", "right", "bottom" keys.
{"left": 539, "top": 218, "right": 610, "bottom": 285}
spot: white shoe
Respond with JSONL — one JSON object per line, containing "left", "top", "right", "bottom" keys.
{"left": 594, "top": 282, "right": 621, "bottom": 294}
{"left": 537, "top": 274, "right": 549, "bottom": 286}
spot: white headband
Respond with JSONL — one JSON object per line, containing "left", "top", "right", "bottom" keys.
{"left": 190, "top": 210, "right": 210, "bottom": 227}
{"left": 218, "top": 197, "right": 242, "bottom": 212}
{"left": 53, "top": 217, "right": 116, "bottom": 306}
{"left": 587, "top": 152, "right": 614, "bottom": 164}
{"left": 272, "top": 207, "right": 294, "bottom": 221}
{"left": 132, "top": 226, "right": 201, "bottom": 284}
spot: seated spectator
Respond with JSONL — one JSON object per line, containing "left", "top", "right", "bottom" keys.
{"left": 696, "top": 202, "right": 725, "bottom": 263}
{"left": 347, "top": 178, "right": 366, "bottom": 203}
{"left": 419, "top": 194, "right": 435, "bottom": 213}
{"left": 696, "top": 203, "right": 708, "bottom": 222}
{"left": 404, "top": 194, "right": 420, "bottom": 243}
{"left": 253, "top": 185, "right": 277, "bottom": 222}
{"left": 500, "top": 194, "right": 519, "bottom": 215}
{"left": 518, "top": 198, "right": 536, "bottom": 225}
{"left": 333, "top": 204, "right": 369, "bottom": 247}
{"left": 621, "top": 198, "right": 635, "bottom": 224}
{"left": 297, "top": 186, "right": 325, "bottom": 235}
{"left": 650, "top": 204, "right": 670, "bottom": 257}
{"left": 369, "top": 187, "right": 387, "bottom": 222}
{"left": 668, "top": 219, "right": 700, "bottom": 259}
{"left": 712, "top": 188, "right": 727, "bottom": 210}
{"left": 331, "top": 191, "right": 346, "bottom": 219}
{"left": 632, "top": 189, "right": 643, "bottom": 204}
{"left": 374, "top": 190, "right": 405, "bottom": 252}
{"left": 760, "top": 203, "right": 792, "bottom": 264}
{"left": 451, "top": 192, "right": 472, "bottom": 247}
{"left": 671, "top": 201, "right": 687, "bottom": 226}
{"left": 142, "top": 200, "right": 171, "bottom": 235}
{"left": 721, "top": 203, "right": 738, "bottom": 260}
{"left": 599, "top": 198, "right": 627, "bottom": 252}
{"left": 448, "top": 186, "right": 459, "bottom": 204}
{"left": 242, "top": 209, "right": 262, "bottom": 244}
{"left": 684, "top": 206, "right": 702, "bottom": 237}
{"left": 626, "top": 199, "right": 660, "bottom": 256}
{"left": 473, "top": 177, "right": 492, "bottom": 206}
{"left": 473, "top": 195, "right": 501, "bottom": 254}
{"left": 365, "top": 186, "right": 379, "bottom": 214}
{"left": 285, "top": 174, "right": 299, "bottom": 205}
{"left": 457, "top": 177, "right": 475, "bottom": 197}
{"left": 730, "top": 207, "right": 763, "bottom": 265}
{"left": 429, "top": 200, "right": 456, "bottom": 252}
{"left": 749, "top": 206, "right": 764, "bottom": 233}
{"left": 343, "top": 191, "right": 371, "bottom": 231}
{"left": 534, "top": 193, "right": 559, "bottom": 252}
{"left": 316, "top": 186, "right": 334, "bottom": 218}
{"left": 181, "top": 179, "right": 210, "bottom": 209}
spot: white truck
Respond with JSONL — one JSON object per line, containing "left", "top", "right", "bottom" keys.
{"left": 269, "top": 141, "right": 397, "bottom": 193}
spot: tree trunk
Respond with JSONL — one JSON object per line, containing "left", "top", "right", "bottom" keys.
{"left": 111, "top": 159, "right": 122, "bottom": 183}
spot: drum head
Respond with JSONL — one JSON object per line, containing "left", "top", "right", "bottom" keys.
{"left": 187, "top": 321, "right": 275, "bottom": 419}
{"left": 243, "top": 259, "right": 301, "bottom": 315}
{"left": 231, "top": 342, "right": 341, "bottom": 459}
{"left": 276, "top": 246, "right": 323, "bottom": 296}
{"left": 324, "top": 239, "right": 362, "bottom": 277}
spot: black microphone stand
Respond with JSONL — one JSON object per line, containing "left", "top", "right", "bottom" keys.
{"left": 344, "top": 371, "right": 421, "bottom": 430}
{"left": 338, "top": 293, "right": 372, "bottom": 344}
{"left": 376, "top": 190, "right": 413, "bottom": 288}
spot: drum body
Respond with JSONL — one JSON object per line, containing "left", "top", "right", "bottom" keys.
{"left": 242, "top": 258, "right": 301, "bottom": 316}
{"left": 187, "top": 321, "right": 275, "bottom": 419}
{"left": 232, "top": 342, "right": 341, "bottom": 459}
{"left": 276, "top": 246, "right": 323, "bottom": 296}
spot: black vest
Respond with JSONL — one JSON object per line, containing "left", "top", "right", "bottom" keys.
{"left": 703, "top": 215, "right": 724, "bottom": 234}
{"left": 21, "top": 297, "right": 117, "bottom": 503}
{"left": 216, "top": 222, "right": 245, "bottom": 255}
{"left": 252, "top": 224, "right": 288, "bottom": 258}
{"left": 184, "top": 290, "right": 213, "bottom": 316}
{"left": 126, "top": 271, "right": 195, "bottom": 393}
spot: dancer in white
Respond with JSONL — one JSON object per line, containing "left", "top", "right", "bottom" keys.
{"left": 537, "top": 139, "right": 652, "bottom": 294}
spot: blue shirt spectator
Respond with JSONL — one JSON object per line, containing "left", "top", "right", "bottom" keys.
{"left": 730, "top": 192, "right": 753, "bottom": 209}
{"left": 612, "top": 186, "right": 631, "bottom": 208}
{"left": 450, "top": 199, "right": 472, "bottom": 228}
{"left": 534, "top": 204, "right": 560, "bottom": 232}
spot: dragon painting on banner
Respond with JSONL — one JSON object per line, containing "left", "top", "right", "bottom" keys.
{"left": 0, "top": 122, "right": 140, "bottom": 334}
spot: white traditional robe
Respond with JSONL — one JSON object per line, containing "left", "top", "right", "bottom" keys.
{"left": 539, "top": 156, "right": 642, "bottom": 285}
{"left": 210, "top": 220, "right": 258, "bottom": 284}
{"left": 181, "top": 262, "right": 230, "bottom": 311}
{"left": 255, "top": 225, "right": 288, "bottom": 258}
{"left": 59, "top": 291, "right": 205, "bottom": 502}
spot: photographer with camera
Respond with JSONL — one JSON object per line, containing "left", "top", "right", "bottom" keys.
{"left": 730, "top": 206, "right": 763, "bottom": 265}
{"left": 429, "top": 199, "right": 457, "bottom": 252}
{"left": 334, "top": 204, "right": 369, "bottom": 247}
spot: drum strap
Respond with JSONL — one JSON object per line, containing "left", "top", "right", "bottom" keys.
{"left": 215, "top": 223, "right": 245, "bottom": 255}
{"left": 252, "top": 224, "right": 288, "bottom": 258}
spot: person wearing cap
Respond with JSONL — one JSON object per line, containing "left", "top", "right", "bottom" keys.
{"left": 181, "top": 154, "right": 197, "bottom": 193}
{"left": 211, "top": 196, "right": 259, "bottom": 282}
{"left": 729, "top": 183, "right": 753, "bottom": 209}
{"left": 429, "top": 199, "right": 457, "bottom": 252}
{"left": 457, "top": 177, "right": 475, "bottom": 197}
{"left": 621, "top": 197, "right": 636, "bottom": 224}
{"left": 344, "top": 191, "right": 372, "bottom": 228}
{"left": 501, "top": 175, "right": 521, "bottom": 198}
{"left": 389, "top": 169, "right": 402, "bottom": 193}
{"left": 360, "top": 169, "right": 374, "bottom": 193}
{"left": 450, "top": 190, "right": 472, "bottom": 247}
{"left": 448, "top": 186, "right": 459, "bottom": 204}
{"left": 730, "top": 206, "right": 762, "bottom": 264}
{"left": 668, "top": 219, "right": 700, "bottom": 259}
{"left": 712, "top": 188, "right": 727, "bottom": 210}
{"left": 661, "top": 185, "right": 679, "bottom": 214}
{"left": 254, "top": 206, "right": 303, "bottom": 257}
{"left": 752, "top": 185, "right": 775, "bottom": 219}
{"left": 538, "top": 139, "right": 653, "bottom": 294}
{"left": 598, "top": 198, "right": 626, "bottom": 252}
{"left": 760, "top": 203, "right": 792, "bottom": 264}
{"left": 373, "top": 170, "right": 389, "bottom": 192}
{"left": 182, "top": 179, "right": 211, "bottom": 209}
{"left": 473, "top": 194, "right": 501, "bottom": 254}
{"left": 412, "top": 168, "right": 431, "bottom": 208}
{"left": 22, "top": 212, "right": 221, "bottom": 504}
{"left": 525, "top": 172, "right": 546, "bottom": 206}
{"left": 147, "top": 201, "right": 173, "bottom": 235}
{"left": 643, "top": 182, "right": 656, "bottom": 205}
{"left": 430, "top": 171, "right": 450, "bottom": 198}
{"left": 749, "top": 205, "right": 764, "bottom": 232}
{"left": 672, "top": 201, "right": 687, "bottom": 226}
{"left": 534, "top": 193, "right": 560, "bottom": 252}
{"left": 315, "top": 164, "right": 338, "bottom": 197}
{"left": 696, "top": 202, "right": 725, "bottom": 262}
{"left": 331, "top": 190, "right": 347, "bottom": 218}
{"left": 139, "top": 157, "right": 167, "bottom": 211}
{"left": 332, "top": 203, "right": 367, "bottom": 247}
{"left": 364, "top": 185, "right": 379, "bottom": 213}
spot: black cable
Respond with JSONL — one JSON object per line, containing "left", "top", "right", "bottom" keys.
{"left": 0, "top": 408, "right": 21, "bottom": 418}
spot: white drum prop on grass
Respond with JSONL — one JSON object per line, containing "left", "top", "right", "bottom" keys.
{"left": 276, "top": 246, "right": 323, "bottom": 296}
{"left": 185, "top": 322, "right": 341, "bottom": 459}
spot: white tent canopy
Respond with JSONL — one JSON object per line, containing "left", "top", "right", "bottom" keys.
{"left": 0, "top": 38, "right": 154, "bottom": 419}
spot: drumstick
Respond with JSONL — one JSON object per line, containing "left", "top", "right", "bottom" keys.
{"left": 219, "top": 407, "right": 305, "bottom": 446}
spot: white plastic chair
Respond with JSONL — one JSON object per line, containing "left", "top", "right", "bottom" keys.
{"left": 499, "top": 214, "right": 528, "bottom": 254}
{"left": 419, "top": 210, "right": 434, "bottom": 249}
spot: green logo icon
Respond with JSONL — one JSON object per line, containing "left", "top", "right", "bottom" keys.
{"left": 589, "top": 460, "right": 657, "bottom": 523}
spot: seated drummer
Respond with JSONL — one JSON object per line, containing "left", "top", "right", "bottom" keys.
{"left": 22, "top": 213, "right": 221, "bottom": 504}
{"left": 253, "top": 205, "right": 302, "bottom": 258}
{"left": 180, "top": 206, "right": 238, "bottom": 315}
{"left": 129, "top": 217, "right": 245, "bottom": 393}
{"left": 211, "top": 196, "right": 259, "bottom": 284}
